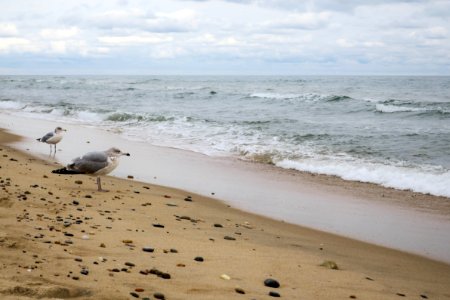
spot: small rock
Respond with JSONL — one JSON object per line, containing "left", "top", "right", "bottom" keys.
{"left": 152, "top": 224, "right": 165, "bottom": 228}
{"left": 80, "top": 269, "right": 89, "bottom": 275}
{"left": 420, "top": 295, "right": 428, "bottom": 299}
{"left": 135, "top": 288, "right": 144, "bottom": 292}
{"left": 125, "top": 262, "right": 135, "bottom": 267}
{"left": 349, "top": 296, "right": 357, "bottom": 299}
{"left": 75, "top": 180, "right": 83, "bottom": 184}
{"left": 122, "top": 239, "right": 133, "bottom": 244}
{"left": 235, "top": 287, "right": 245, "bottom": 294}
{"left": 154, "top": 292, "right": 165, "bottom": 300}
{"left": 224, "top": 236, "right": 236, "bottom": 240}
{"left": 100, "top": 243, "right": 106, "bottom": 248}
{"left": 127, "top": 175, "right": 134, "bottom": 179}
{"left": 142, "top": 247, "right": 154, "bottom": 253}
{"left": 264, "top": 278, "right": 280, "bottom": 288}
{"left": 214, "top": 223, "right": 223, "bottom": 228}
{"left": 320, "top": 260, "right": 339, "bottom": 270}
{"left": 220, "top": 274, "right": 231, "bottom": 280}
{"left": 269, "top": 291, "right": 281, "bottom": 297}
{"left": 396, "top": 293, "right": 406, "bottom": 297}
{"left": 194, "top": 256, "right": 204, "bottom": 262}
{"left": 130, "top": 292, "right": 139, "bottom": 298}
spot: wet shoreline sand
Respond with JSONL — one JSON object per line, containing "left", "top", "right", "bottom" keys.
{"left": 1, "top": 128, "right": 450, "bottom": 299}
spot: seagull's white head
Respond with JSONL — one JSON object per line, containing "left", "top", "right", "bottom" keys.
{"left": 106, "top": 147, "right": 131, "bottom": 158}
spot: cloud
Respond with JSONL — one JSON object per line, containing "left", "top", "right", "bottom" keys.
{"left": 40, "top": 27, "right": 80, "bottom": 40}
{"left": 98, "top": 34, "right": 173, "bottom": 46}
{"left": 0, "top": 37, "right": 37, "bottom": 54}
{"left": 265, "top": 12, "right": 331, "bottom": 30}
{"left": 0, "top": 23, "right": 19, "bottom": 37}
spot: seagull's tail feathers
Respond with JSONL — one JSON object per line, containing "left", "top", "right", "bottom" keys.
{"left": 52, "top": 167, "right": 82, "bottom": 175}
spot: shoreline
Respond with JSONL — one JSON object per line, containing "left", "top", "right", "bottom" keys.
{"left": 1, "top": 128, "right": 450, "bottom": 299}
{"left": 1, "top": 112, "right": 450, "bottom": 263}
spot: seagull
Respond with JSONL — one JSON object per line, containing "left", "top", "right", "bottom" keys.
{"left": 52, "top": 147, "right": 130, "bottom": 192}
{"left": 37, "top": 126, "right": 67, "bottom": 155}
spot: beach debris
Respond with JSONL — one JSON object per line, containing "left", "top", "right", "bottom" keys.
{"left": 135, "top": 288, "right": 145, "bottom": 292}
{"left": 420, "top": 294, "right": 428, "bottom": 299}
{"left": 235, "top": 287, "right": 245, "bottom": 294}
{"left": 194, "top": 256, "right": 204, "bottom": 262}
{"left": 122, "top": 239, "right": 133, "bottom": 244}
{"left": 214, "top": 223, "right": 223, "bottom": 228}
{"left": 320, "top": 260, "right": 339, "bottom": 270}
{"left": 74, "top": 180, "right": 83, "bottom": 184}
{"left": 142, "top": 247, "right": 155, "bottom": 253}
{"left": 220, "top": 274, "right": 231, "bottom": 280}
{"left": 396, "top": 293, "right": 406, "bottom": 297}
{"left": 264, "top": 278, "right": 280, "bottom": 288}
{"left": 224, "top": 236, "right": 236, "bottom": 240}
{"left": 184, "top": 196, "right": 193, "bottom": 202}
{"left": 269, "top": 291, "right": 281, "bottom": 297}
{"left": 152, "top": 223, "right": 165, "bottom": 228}
{"left": 127, "top": 175, "right": 134, "bottom": 179}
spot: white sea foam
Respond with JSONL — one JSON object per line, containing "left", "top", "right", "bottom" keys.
{"left": 376, "top": 104, "right": 424, "bottom": 113}
{"left": 0, "top": 100, "right": 24, "bottom": 110}
{"left": 277, "top": 158, "right": 450, "bottom": 197}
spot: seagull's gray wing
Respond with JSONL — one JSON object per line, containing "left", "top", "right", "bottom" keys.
{"left": 40, "top": 132, "right": 54, "bottom": 143}
{"left": 69, "top": 151, "right": 109, "bottom": 174}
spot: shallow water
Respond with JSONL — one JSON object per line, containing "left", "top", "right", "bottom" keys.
{"left": 1, "top": 75, "right": 450, "bottom": 197}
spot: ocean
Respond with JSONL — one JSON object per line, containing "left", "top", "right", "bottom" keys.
{"left": 1, "top": 75, "right": 449, "bottom": 197}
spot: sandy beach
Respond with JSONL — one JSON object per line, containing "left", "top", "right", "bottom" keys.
{"left": 1, "top": 129, "right": 450, "bottom": 300}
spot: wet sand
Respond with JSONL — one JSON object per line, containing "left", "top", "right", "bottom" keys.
{"left": 1, "top": 128, "right": 450, "bottom": 299}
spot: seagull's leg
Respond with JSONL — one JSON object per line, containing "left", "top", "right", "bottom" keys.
{"left": 97, "top": 177, "right": 109, "bottom": 192}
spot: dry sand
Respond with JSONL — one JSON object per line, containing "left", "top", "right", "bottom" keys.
{"left": 1, "top": 128, "right": 449, "bottom": 300}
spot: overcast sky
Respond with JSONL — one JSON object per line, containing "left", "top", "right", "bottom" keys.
{"left": 0, "top": 0, "right": 449, "bottom": 75}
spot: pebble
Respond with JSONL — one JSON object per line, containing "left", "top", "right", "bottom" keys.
{"left": 130, "top": 292, "right": 139, "bottom": 298}
{"left": 264, "top": 278, "right": 280, "bottom": 288}
{"left": 142, "top": 247, "right": 154, "bottom": 253}
{"left": 420, "top": 295, "right": 429, "bottom": 299}
{"left": 224, "top": 236, "right": 236, "bottom": 240}
{"left": 135, "top": 288, "right": 144, "bottom": 292}
{"left": 235, "top": 287, "right": 245, "bottom": 294}
{"left": 154, "top": 292, "right": 165, "bottom": 299}
{"left": 75, "top": 180, "right": 83, "bottom": 184}
{"left": 122, "top": 239, "right": 133, "bottom": 244}
{"left": 80, "top": 269, "right": 89, "bottom": 275}
{"left": 220, "top": 274, "right": 231, "bottom": 280}
{"left": 214, "top": 223, "right": 223, "bottom": 228}
{"left": 269, "top": 291, "right": 281, "bottom": 297}
{"left": 153, "top": 223, "right": 165, "bottom": 228}
{"left": 320, "top": 260, "right": 339, "bottom": 270}
{"left": 127, "top": 175, "right": 134, "bottom": 179}
{"left": 100, "top": 243, "right": 106, "bottom": 248}
{"left": 125, "top": 262, "right": 135, "bottom": 267}
{"left": 184, "top": 196, "right": 193, "bottom": 202}
{"left": 194, "top": 256, "right": 204, "bottom": 262}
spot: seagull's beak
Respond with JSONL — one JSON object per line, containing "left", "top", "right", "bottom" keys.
{"left": 123, "top": 153, "right": 131, "bottom": 156}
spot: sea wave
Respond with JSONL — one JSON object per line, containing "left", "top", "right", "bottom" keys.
{"left": 277, "top": 158, "right": 450, "bottom": 197}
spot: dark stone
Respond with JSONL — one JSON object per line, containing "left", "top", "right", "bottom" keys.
{"left": 396, "top": 293, "right": 406, "bottom": 297}
{"left": 214, "top": 223, "right": 223, "bottom": 228}
{"left": 125, "top": 262, "right": 135, "bottom": 267}
{"left": 160, "top": 272, "right": 171, "bottom": 279}
{"left": 420, "top": 295, "right": 429, "bottom": 299}
{"left": 142, "top": 247, "right": 154, "bottom": 252}
{"left": 72, "top": 200, "right": 79, "bottom": 205}
{"left": 153, "top": 223, "right": 165, "bottom": 228}
{"left": 269, "top": 291, "right": 281, "bottom": 297}
{"left": 64, "top": 232, "right": 74, "bottom": 237}
{"left": 194, "top": 256, "right": 204, "bottom": 262}
{"left": 235, "top": 287, "right": 245, "bottom": 294}
{"left": 264, "top": 278, "right": 280, "bottom": 288}
{"left": 224, "top": 236, "right": 236, "bottom": 240}
{"left": 80, "top": 269, "right": 89, "bottom": 275}
{"left": 130, "top": 292, "right": 139, "bottom": 298}
{"left": 154, "top": 292, "right": 165, "bottom": 299}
